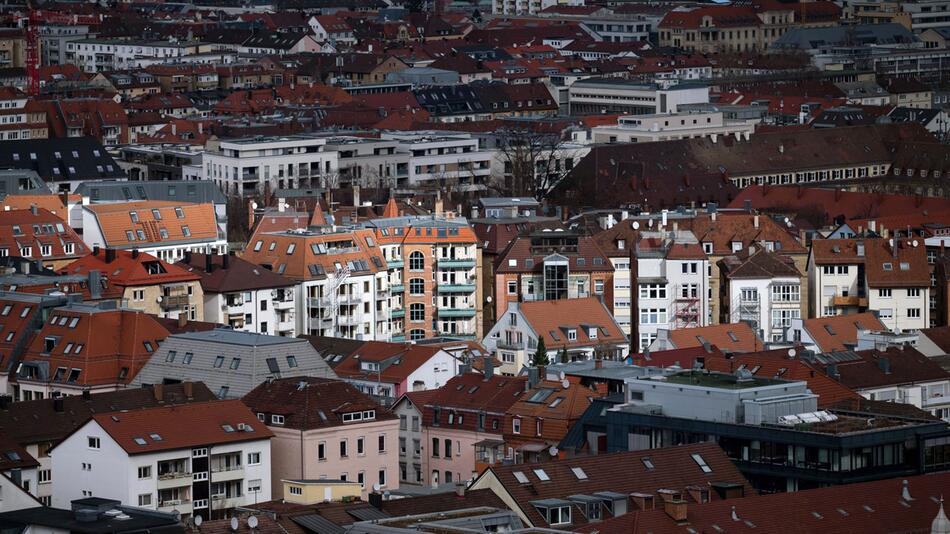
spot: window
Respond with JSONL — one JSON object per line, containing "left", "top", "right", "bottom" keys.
{"left": 38, "top": 469, "right": 51, "bottom": 484}
{"left": 409, "top": 303, "right": 424, "bottom": 322}
{"left": 409, "top": 251, "right": 424, "bottom": 270}
{"left": 908, "top": 288, "right": 921, "bottom": 297}
{"left": 87, "top": 437, "right": 100, "bottom": 449}
{"left": 771, "top": 285, "right": 800, "bottom": 302}
{"left": 409, "top": 278, "right": 425, "bottom": 295}
{"left": 639, "top": 308, "right": 668, "bottom": 325}
{"left": 378, "top": 469, "right": 386, "bottom": 487}
{"left": 214, "top": 355, "right": 225, "bottom": 368}
{"left": 908, "top": 308, "right": 921, "bottom": 319}
{"left": 378, "top": 434, "right": 386, "bottom": 452}
{"left": 230, "top": 358, "right": 241, "bottom": 370}
{"left": 248, "top": 479, "right": 262, "bottom": 493}
{"left": 247, "top": 452, "right": 261, "bottom": 465}
{"left": 138, "top": 494, "right": 152, "bottom": 507}
{"left": 271, "top": 415, "right": 285, "bottom": 425}
{"left": 513, "top": 418, "right": 521, "bottom": 434}
{"left": 691, "top": 453, "right": 712, "bottom": 473}
{"left": 507, "top": 280, "right": 517, "bottom": 295}
{"left": 639, "top": 284, "right": 667, "bottom": 299}
{"left": 357, "top": 437, "right": 365, "bottom": 455}
{"left": 138, "top": 466, "right": 152, "bottom": 479}
{"left": 546, "top": 506, "right": 571, "bottom": 526}
{"left": 318, "top": 442, "right": 326, "bottom": 460}
{"left": 340, "top": 439, "right": 348, "bottom": 457}
{"left": 286, "top": 355, "right": 298, "bottom": 368}
{"left": 289, "top": 486, "right": 303, "bottom": 496}
{"left": 879, "top": 288, "right": 892, "bottom": 298}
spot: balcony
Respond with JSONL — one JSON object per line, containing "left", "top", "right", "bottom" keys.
{"left": 274, "top": 297, "right": 295, "bottom": 309}
{"left": 437, "top": 308, "right": 477, "bottom": 318}
{"left": 157, "top": 499, "right": 192, "bottom": 512}
{"left": 157, "top": 471, "right": 192, "bottom": 489}
{"left": 337, "top": 314, "right": 363, "bottom": 326}
{"left": 277, "top": 318, "right": 295, "bottom": 332}
{"left": 437, "top": 283, "right": 477, "bottom": 294}
{"left": 388, "top": 260, "right": 404, "bottom": 269}
{"left": 497, "top": 340, "right": 525, "bottom": 350}
{"left": 390, "top": 309, "right": 405, "bottom": 319}
{"left": 338, "top": 293, "right": 364, "bottom": 305}
{"left": 161, "top": 294, "right": 190, "bottom": 310}
{"left": 391, "top": 335, "right": 406, "bottom": 342}
{"left": 210, "top": 465, "right": 244, "bottom": 482}
{"left": 390, "top": 284, "right": 405, "bottom": 293}
{"left": 832, "top": 295, "right": 867, "bottom": 307}
{"left": 307, "top": 297, "right": 330, "bottom": 308}
{"left": 438, "top": 258, "right": 476, "bottom": 268}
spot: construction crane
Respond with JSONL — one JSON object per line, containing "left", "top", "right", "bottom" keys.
{"left": 23, "top": 6, "right": 100, "bottom": 96}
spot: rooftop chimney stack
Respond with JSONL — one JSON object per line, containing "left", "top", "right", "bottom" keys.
{"left": 105, "top": 248, "right": 116, "bottom": 263}
{"left": 205, "top": 253, "right": 213, "bottom": 273}
{"left": 483, "top": 356, "right": 494, "bottom": 381}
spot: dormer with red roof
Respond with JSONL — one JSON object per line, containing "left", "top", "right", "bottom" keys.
{"left": 0, "top": 207, "right": 88, "bottom": 269}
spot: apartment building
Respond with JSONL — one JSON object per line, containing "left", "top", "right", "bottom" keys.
{"left": 363, "top": 216, "right": 482, "bottom": 341}
{"left": 0, "top": 87, "right": 47, "bottom": 141}
{"left": 66, "top": 39, "right": 213, "bottom": 72}
{"left": 49, "top": 400, "right": 273, "bottom": 520}
{"left": 178, "top": 253, "right": 298, "bottom": 336}
{"left": 0, "top": 207, "right": 88, "bottom": 269}
{"left": 322, "top": 340, "right": 460, "bottom": 400}
{"left": 39, "top": 24, "right": 93, "bottom": 65}
{"left": 203, "top": 135, "right": 339, "bottom": 196}
{"left": 242, "top": 228, "right": 390, "bottom": 340}
{"left": 494, "top": 229, "right": 614, "bottom": 323}
{"left": 0, "top": 292, "right": 71, "bottom": 399}
{"left": 243, "top": 377, "right": 399, "bottom": 498}
{"left": 0, "top": 383, "right": 217, "bottom": 508}
{"left": 80, "top": 201, "right": 227, "bottom": 263}
{"left": 808, "top": 238, "right": 930, "bottom": 330}
{"left": 719, "top": 248, "right": 805, "bottom": 343}
{"left": 483, "top": 298, "right": 627, "bottom": 374}
{"left": 131, "top": 329, "right": 335, "bottom": 399}
{"left": 380, "top": 133, "right": 494, "bottom": 189}
{"left": 323, "top": 137, "right": 410, "bottom": 188}
{"left": 14, "top": 302, "right": 170, "bottom": 399}
{"left": 590, "top": 110, "right": 756, "bottom": 144}
{"left": 568, "top": 79, "right": 710, "bottom": 115}
{"left": 60, "top": 248, "right": 204, "bottom": 321}
{"left": 390, "top": 391, "right": 432, "bottom": 487}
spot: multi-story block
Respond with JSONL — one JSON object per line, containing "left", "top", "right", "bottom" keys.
{"left": 493, "top": 229, "right": 614, "bottom": 323}
{"left": 202, "top": 135, "right": 339, "bottom": 196}
{"left": 0, "top": 87, "right": 47, "bottom": 141}
{"left": 131, "top": 328, "right": 335, "bottom": 399}
{"left": 364, "top": 215, "right": 481, "bottom": 341}
{"left": 390, "top": 390, "right": 432, "bottom": 487}
{"left": 0, "top": 207, "right": 88, "bottom": 269}
{"left": 380, "top": 132, "right": 494, "bottom": 188}
{"left": 483, "top": 297, "right": 628, "bottom": 374}
{"left": 66, "top": 39, "right": 213, "bottom": 72}
{"left": 243, "top": 377, "right": 399, "bottom": 498}
{"left": 80, "top": 201, "right": 227, "bottom": 263}
{"left": 242, "top": 228, "right": 389, "bottom": 340}
{"left": 568, "top": 79, "right": 710, "bottom": 116}
{"left": 809, "top": 238, "right": 930, "bottom": 330}
{"left": 719, "top": 247, "right": 805, "bottom": 343}
{"left": 0, "top": 383, "right": 217, "bottom": 508}
{"left": 14, "top": 302, "right": 170, "bottom": 399}
{"left": 49, "top": 399, "right": 273, "bottom": 520}
{"left": 178, "top": 253, "right": 298, "bottom": 336}
{"left": 322, "top": 137, "right": 410, "bottom": 188}
{"left": 60, "top": 248, "right": 204, "bottom": 321}
{"left": 590, "top": 110, "right": 756, "bottom": 144}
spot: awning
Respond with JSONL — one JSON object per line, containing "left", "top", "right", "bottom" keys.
{"left": 472, "top": 439, "right": 505, "bottom": 448}
{"left": 519, "top": 442, "right": 549, "bottom": 452}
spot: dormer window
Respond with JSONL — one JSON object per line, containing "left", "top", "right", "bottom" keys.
{"left": 588, "top": 327, "right": 597, "bottom": 339}
{"left": 567, "top": 329, "right": 577, "bottom": 341}
{"left": 361, "top": 361, "right": 380, "bottom": 372}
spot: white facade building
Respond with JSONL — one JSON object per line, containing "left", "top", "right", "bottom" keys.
{"left": 568, "top": 79, "right": 710, "bottom": 116}
{"left": 66, "top": 39, "right": 213, "bottom": 72}
{"left": 380, "top": 133, "right": 493, "bottom": 189}
{"left": 720, "top": 249, "right": 804, "bottom": 343}
{"left": 590, "top": 111, "right": 756, "bottom": 144}
{"left": 203, "top": 135, "right": 339, "bottom": 197}
{"left": 49, "top": 400, "right": 272, "bottom": 520}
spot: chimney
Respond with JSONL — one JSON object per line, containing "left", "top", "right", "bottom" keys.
{"left": 483, "top": 356, "right": 494, "bottom": 380}
{"left": 53, "top": 396, "right": 64, "bottom": 412}
{"left": 205, "top": 254, "right": 213, "bottom": 273}
{"left": 661, "top": 209, "right": 668, "bottom": 228}
{"left": 278, "top": 198, "right": 286, "bottom": 212}
{"left": 869, "top": 220, "right": 877, "bottom": 233}
{"left": 594, "top": 359, "right": 603, "bottom": 369}
{"left": 663, "top": 500, "right": 688, "bottom": 523}
{"left": 878, "top": 356, "right": 891, "bottom": 374}
{"left": 223, "top": 252, "right": 231, "bottom": 269}
{"left": 526, "top": 367, "right": 540, "bottom": 390}
{"left": 88, "top": 270, "right": 102, "bottom": 300}
{"left": 455, "top": 483, "right": 466, "bottom": 498}
{"left": 901, "top": 479, "right": 913, "bottom": 501}
{"left": 353, "top": 185, "right": 360, "bottom": 208}
{"left": 435, "top": 194, "right": 444, "bottom": 217}
{"left": 184, "top": 381, "right": 194, "bottom": 399}
{"left": 368, "top": 492, "right": 383, "bottom": 509}
{"left": 93, "top": 245, "right": 100, "bottom": 257}
{"left": 248, "top": 200, "right": 256, "bottom": 231}
{"left": 30, "top": 204, "right": 38, "bottom": 215}
{"left": 105, "top": 248, "right": 116, "bottom": 263}
{"left": 630, "top": 493, "right": 655, "bottom": 511}
{"left": 178, "top": 313, "right": 188, "bottom": 328}
{"left": 153, "top": 383, "right": 164, "bottom": 402}
{"left": 753, "top": 214, "right": 760, "bottom": 229}
{"left": 82, "top": 389, "right": 91, "bottom": 400}
{"left": 131, "top": 249, "right": 139, "bottom": 259}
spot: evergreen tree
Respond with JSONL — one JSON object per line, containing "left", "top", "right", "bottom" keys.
{"left": 559, "top": 345, "right": 569, "bottom": 364}
{"left": 533, "top": 337, "right": 549, "bottom": 366}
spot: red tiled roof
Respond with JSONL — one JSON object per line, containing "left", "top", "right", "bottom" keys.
{"left": 333, "top": 341, "right": 446, "bottom": 384}
{"left": 60, "top": 249, "right": 201, "bottom": 287}
{"left": 517, "top": 297, "right": 626, "bottom": 351}
{"left": 0, "top": 208, "right": 87, "bottom": 262}
{"left": 800, "top": 312, "right": 885, "bottom": 353}
{"left": 812, "top": 346, "right": 950, "bottom": 390}
{"left": 243, "top": 377, "right": 393, "bottom": 430}
{"left": 667, "top": 322, "right": 764, "bottom": 353}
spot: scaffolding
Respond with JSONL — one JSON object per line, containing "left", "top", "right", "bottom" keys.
{"left": 673, "top": 284, "right": 701, "bottom": 328}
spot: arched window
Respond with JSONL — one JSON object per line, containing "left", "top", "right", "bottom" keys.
{"left": 409, "top": 278, "right": 425, "bottom": 295}
{"left": 409, "top": 303, "right": 425, "bottom": 322}
{"left": 410, "top": 329, "right": 426, "bottom": 340}
{"left": 409, "top": 251, "right": 424, "bottom": 271}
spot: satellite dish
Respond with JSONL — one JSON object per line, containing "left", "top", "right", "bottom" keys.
{"left": 787, "top": 348, "right": 797, "bottom": 358}
{"left": 247, "top": 516, "right": 258, "bottom": 529}
{"left": 632, "top": 221, "right": 640, "bottom": 230}
{"left": 156, "top": 296, "right": 163, "bottom": 303}
{"left": 648, "top": 219, "right": 654, "bottom": 227}
{"left": 558, "top": 371, "right": 565, "bottom": 380}
{"left": 486, "top": 296, "right": 492, "bottom": 303}
{"left": 229, "top": 517, "right": 239, "bottom": 531}
{"left": 194, "top": 516, "right": 203, "bottom": 527}
{"left": 549, "top": 446, "right": 559, "bottom": 456}
{"left": 250, "top": 201, "right": 258, "bottom": 210}
{"left": 561, "top": 379, "right": 570, "bottom": 389}
{"left": 372, "top": 483, "right": 382, "bottom": 492}
{"left": 912, "top": 239, "right": 919, "bottom": 247}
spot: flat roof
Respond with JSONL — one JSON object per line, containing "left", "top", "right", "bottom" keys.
{"left": 659, "top": 371, "right": 793, "bottom": 389}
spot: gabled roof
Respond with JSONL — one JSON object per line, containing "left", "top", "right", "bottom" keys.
{"left": 60, "top": 249, "right": 200, "bottom": 287}
{"left": 84, "top": 200, "right": 219, "bottom": 249}
{"left": 178, "top": 253, "right": 296, "bottom": 293}
{"left": 243, "top": 377, "right": 393, "bottom": 430}
{"left": 88, "top": 399, "right": 272, "bottom": 455}
{"left": 425, "top": 372, "right": 526, "bottom": 415}
{"left": 800, "top": 312, "right": 885, "bottom": 353}
{"left": 495, "top": 230, "right": 613, "bottom": 274}
{"left": 0, "top": 208, "right": 87, "bottom": 262}
{"left": 476, "top": 441, "right": 752, "bottom": 529}
{"left": 0, "top": 434, "right": 39, "bottom": 472}
{"left": 516, "top": 297, "right": 626, "bottom": 350}
{"left": 667, "top": 322, "right": 764, "bottom": 353}
{"left": 332, "top": 341, "right": 447, "bottom": 384}
{"left": 720, "top": 247, "right": 802, "bottom": 279}
{"left": 813, "top": 346, "right": 950, "bottom": 389}
{"left": 242, "top": 228, "right": 386, "bottom": 281}
{"left": 0, "top": 137, "right": 124, "bottom": 183}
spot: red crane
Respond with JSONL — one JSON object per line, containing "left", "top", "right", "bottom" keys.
{"left": 24, "top": 8, "right": 101, "bottom": 96}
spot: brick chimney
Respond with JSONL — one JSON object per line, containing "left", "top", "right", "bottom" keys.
{"left": 663, "top": 500, "right": 688, "bottom": 523}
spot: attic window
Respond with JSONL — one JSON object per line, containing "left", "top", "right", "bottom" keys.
{"left": 130, "top": 211, "right": 139, "bottom": 223}
{"left": 883, "top": 263, "right": 893, "bottom": 271}
{"left": 222, "top": 424, "right": 235, "bottom": 432}
{"left": 143, "top": 341, "right": 154, "bottom": 353}
{"left": 533, "top": 468, "right": 551, "bottom": 481}
{"left": 899, "top": 262, "right": 910, "bottom": 270}
{"left": 513, "top": 471, "right": 529, "bottom": 484}
{"left": 149, "top": 433, "right": 162, "bottom": 441}
{"left": 214, "top": 355, "right": 225, "bottom": 368}
{"left": 642, "top": 457, "right": 655, "bottom": 470}
{"left": 571, "top": 467, "right": 587, "bottom": 480}
{"left": 726, "top": 331, "right": 739, "bottom": 342}
{"left": 567, "top": 329, "right": 577, "bottom": 341}
{"left": 134, "top": 437, "right": 147, "bottom": 446}
{"left": 549, "top": 397, "right": 564, "bottom": 408}
{"left": 824, "top": 325, "right": 836, "bottom": 336}
{"left": 691, "top": 453, "right": 712, "bottom": 473}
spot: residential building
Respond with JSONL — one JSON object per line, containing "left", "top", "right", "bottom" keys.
{"left": 568, "top": 79, "right": 710, "bottom": 116}
{"left": 563, "top": 369, "right": 950, "bottom": 493}
{"left": 484, "top": 298, "right": 628, "bottom": 375}
{"left": 379, "top": 133, "right": 494, "bottom": 188}
{"left": 14, "top": 302, "right": 171, "bottom": 399}
{"left": 0, "top": 88, "right": 47, "bottom": 141}
{"left": 590, "top": 111, "right": 756, "bottom": 144}
{"left": 130, "top": 328, "right": 336, "bottom": 399}
{"left": 243, "top": 377, "right": 399, "bottom": 498}
{"left": 49, "top": 399, "right": 273, "bottom": 519}
{"left": 363, "top": 215, "right": 482, "bottom": 341}
{"left": 0, "top": 498, "right": 182, "bottom": 531}
{"left": 0, "top": 138, "right": 125, "bottom": 192}
{"left": 648, "top": 322, "right": 765, "bottom": 354}
{"left": 0, "top": 291, "right": 71, "bottom": 399}
{"left": 0, "top": 434, "right": 38, "bottom": 510}
{"left": 390, "top": 389, "right": 436, "bottom": 487}
{"left": 241, "top": 228, "right": 390, "bottom": 340}
{"left": 80, "top": 201, "right": 226, "bottom": 263}
{"left": 419, "top": 370, "right": 527, "bottom": 488}
{"left": 719, "top": 247, "right": 805, "bottom": 343}
{"left": 0, "top": 207, "right": 88, "bottom": 269}
{"left": 0, "top": 383, "right": 217, "bottom": 508}
{"left": 59, "top": 248, "right": 204, "bottom": 321}
{"left": 469, "top": 441, "right": 753, "bottom": 529}
{"left": 322, "top": 137, "right": 410, "bottom": 188}
{"left": 493, "top": 229, "right": 614, "bottom": 323}
{"left": 786, "top": 312, "right": 887, "bottom": 353}
{"left": 809, "top": 238, "right": 930, "bottom": 329}
{"left": 66, "top": 39, "right": 213, "bottom": 72}
{"left": 318, "top": 339, "right": 461, "bottom": 400}
{"left": 178, "top": 253, "right": 297, "bottom": 336}
{"left": 202, "top": 135, "right": 339, "bottom": 196}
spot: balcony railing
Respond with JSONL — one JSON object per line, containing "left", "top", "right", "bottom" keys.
{"left": 437, "top": 258, "right": 476, "bottom": 268}
{"left": 832, "top": 295, "right": 867, "bottom": 307}
{"left": 161, "top": 294, "right": 190, "bottom": 310}
{"left": 158, "top": 471, "right": 190, "bottom": 481}
{"left": 388, "top": 260, "right": 404, "bottom": 269}
{"left": 390, "top": 284, "right": 405, "bottom": 293}
{"left": 436, "top": 308, "right": 477, "bottom": 318}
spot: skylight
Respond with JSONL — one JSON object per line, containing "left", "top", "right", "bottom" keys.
{"left": 149, "top": 433, "right": 162, "bottom": 441}
{"left": 571, "top": 467, "right": 587, "bottom": 480}
{"left": 222, "top": 424, "right": 235, "bottom": 433}
{"left": 533, "top": 469, "right": 550, "bottom": 481}
{"left": 133, "top": 437, "right": 147, "bottom": 446}
{"left": 691, "top": 453, "right": 712, "bottom": 473}
{"left": 513, "top": 471, "right": 529, "bottom": 484}
{"left": 642, "top": 457, "right": 654, "bottom": 470}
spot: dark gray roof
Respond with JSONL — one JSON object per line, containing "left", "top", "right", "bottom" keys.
{"left": 347, "top": 507, "right": 391, "bottom": 521}
{"left": 0, "top": 170, "right": 50, "bottom": 196}
{"left": 772, "top": 23, "right": 918, "bottom": 50}
{"left": 479, "top": 197, "right": 540, "bottom": 208}
{"left": 888, "top": 107, "right": 942, "bottom": 125}
{"left": 0, "top": 138, "right": 125, "bottom": 183}
{"left": 290, "top": 514, "right": 345, "bottom": 534}
{"left": 0, "top": 503, "right": 183, "bottom": 534}
{"left": 74, "top": 180, "right": 227, "bottom": 205}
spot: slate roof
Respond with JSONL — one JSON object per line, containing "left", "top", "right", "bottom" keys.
{"left": 86, "top": 399, "right": 272, "bottom": 455}
{"left": 75, "top": 180, "right": 227, "bottom": 205}
{"left": 243, "top": 377, "right": 394, "bottom": 430}
{"left": 0, "top": 138, "right": 125, "bottom": 183}
{"left": 0, "top": 501, "right": 183, "bottom": 534}
{"left": 178, "top": 253, "right": 296, "bottom": 293}
{"left": 920, "top": 325, "right": 950, "bottom": 353}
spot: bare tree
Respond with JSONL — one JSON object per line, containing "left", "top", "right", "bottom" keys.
{"left": 493, "top": 128, "right": 578, "bottom": 201}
